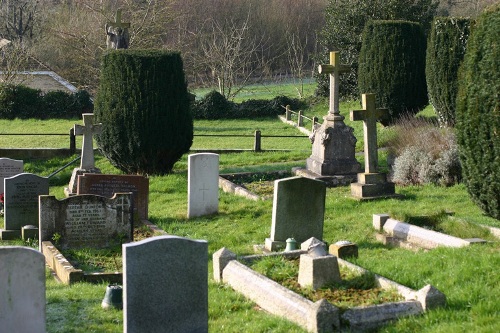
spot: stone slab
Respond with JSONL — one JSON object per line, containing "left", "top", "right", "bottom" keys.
{"left": 188, "top": 153, "right": 219, "bottom": 218}
{"left": 4, "top": 173, "right": 49, "bottom": 230}
{"left": 39, "top": 193, "right": 133, "bottom": 249}
{"left": 77, "top": 173, "right": 149, "bottom": 221}
{"left": 123, "top": 235, "right": 208, "bottom": 333}
{"left": 0, "top": 157, "right": 23, "bottom": 193}
{"left": 268, "top": 176, "right": 326, "bottom": 250}
{"left": 0, "top": 246, "right": 46, "bottom": 333}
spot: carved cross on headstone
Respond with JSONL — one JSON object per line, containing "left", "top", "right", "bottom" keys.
{"left": 350, "top": 94, "right": 388, "bottom": 173}
{"left": 74, "top": 113, "right": 102, "bottom": 170}
{"left": 318, "top": 51, "right": 350, "bottom": 120}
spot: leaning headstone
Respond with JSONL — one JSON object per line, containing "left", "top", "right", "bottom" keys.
{"left": 123, "top": 235, "right": 208, "bottom": 333}
{"left": 66, "top": 113, "right": 102, "bottom": 196}
{"left": 0, "top": 246, "right": 46, "bottom": 333}
{"left": 0, "top": 157, "right": 23, "bottom": 193}
{"left": 77, "top": 173, "right": 149, "bottom": 222}
{"left": 39, "top": 193, "right": 133, "bottom": 249}
{"left": 187, "top": 153, "right": 219, "bottom": 219}
{"left": 4, "top": 173, "right": 49, "bottom": 231}
{"left": 265, "top": 176, "right": 326, "bottom": 251}
{"left": 350, "top": 93, "right": 396, "bottom": 199}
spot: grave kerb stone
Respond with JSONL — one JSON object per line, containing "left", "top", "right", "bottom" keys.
{"left": 123, "top": 235, "right": 208, "bottom": 333}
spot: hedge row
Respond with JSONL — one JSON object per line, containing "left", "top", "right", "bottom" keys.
{"left": 0, "top": 84, "right": 93, "bottom": 119}
{"left": 191, "top": 90, "right": 304, "bottom": 119}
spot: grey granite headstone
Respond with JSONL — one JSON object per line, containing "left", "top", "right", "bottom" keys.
{"left": 39, "top": 193, "right": 133, "bottom": 249}
{"left": 265, "top": 176, "right": 326, "bottom": 251}
{"left": 187, "top": 153, "right": 219, "bottom": 219}
{"left": 0, "top": 157, "right": 23, "bottom": 193}
{"left": 0, "top": 246, "right": 46, "bottom": 333}
{"left": 4, "top": 173, "right": 49, "bottom": 231}
{"left": 123, "top": 235, "right": 208, "bottom": 333}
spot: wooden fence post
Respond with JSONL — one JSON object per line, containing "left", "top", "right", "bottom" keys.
{"left": 254, "top": 130, "right": 262, "bottom": 152}
{"left": 69, "top": 128, "right": 76, "bottom": 153}
{"left": 285, "top": 105, "right": 291, "bottom": 121}
{"left": 312, "top": 116, "right": 318, "bottom": 131}
{"left": 297, "top": 111, "right": 303, "bottom": 127}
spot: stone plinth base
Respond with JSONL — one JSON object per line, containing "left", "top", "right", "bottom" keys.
{"left": 351, "top": 172, "right": 397, "bottom": 199}
{"left": 65, "top": 167, "right": 101, "bottom": 196}
{"left": 292, "top": 167, "right": 357, "bottom": 188}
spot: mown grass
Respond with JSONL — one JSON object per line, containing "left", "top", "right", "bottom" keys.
{"left": 0, "top": 89, "right": 499, "bottom": 332}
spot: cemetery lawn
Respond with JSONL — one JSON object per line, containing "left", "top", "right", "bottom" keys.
{"left": 0, "top": 102, "right": 498, "bottom": 332}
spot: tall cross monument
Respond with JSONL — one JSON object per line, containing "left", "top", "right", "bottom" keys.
{"left": 66, "top": 113, "right": 103, "bottom": 196}
{"left": 350, "top": 93, "right": 396, "bottom": 199}
{"left": 305, "top": 51, "right": 361, "bottom": 179}
{"left": 106, "top": 9, "right": 130, "bottom": 49}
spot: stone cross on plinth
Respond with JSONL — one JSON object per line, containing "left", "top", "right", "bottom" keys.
{"left": 106, "top": 9, "right": 130, "bottom": 49}
{"left": 349, "top": 93, "right": 396, "bottom": 199}
{"left": 303, "top": 51, "right": 360, "bottom": 180}
{"left": 66, "top": 113, "right": 102, "bottom": 196}
{"left": 350, "top": 93, "right": 388, "bottom": 173}
{"left": 74, "top": 113, "right": 102, "bottom": 170}
{"left": 318, "top": 51, "right": 351, "bottom": 121}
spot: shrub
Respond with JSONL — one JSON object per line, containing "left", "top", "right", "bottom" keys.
{"left": 426, "top": 17, "right": 472, "bottom": 127}
{"left": 95, "top": 50, "right": 193, "bottom": 175}
{"left": 456, "top": 4, "right": 500, "bottom": 219}
{"left": 191, "top": 90, "right": 234, "bottom": 119}
{"left": 358, "top": 20, "right": 428, "bottom": 124}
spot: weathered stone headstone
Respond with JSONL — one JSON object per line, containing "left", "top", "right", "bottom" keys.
{"left": 0, "top": 157, "right": 23, "bottom": 193}
{"left": 187, "top": 153, "right": 219, "bottom": 219}
{"left": 77, "top": 173, "right": 149, "bottom": 221}
{"left": 350, "top": 93, "right": 396, "bottom": 199}
{"left": 67, "top": 113, "right": 102, "bottom": 195}
{"left": 0, "top": 246, "right": 46, "bottom": 333}
{"left": 304, "top": 51, "right": 361, "bottom": 183}
{"left": 2, "top": 173, "right": 49, "bottom": 238}
{"left": 123, "top": 235, "right": 208, "bottom": 333}
{"left": 39, "top": 193, "right": 133, "bottom": 249}
{"left": 265, "top": 176, "right": 326, "bottom": 251}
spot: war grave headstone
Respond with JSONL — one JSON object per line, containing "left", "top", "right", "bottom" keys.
{"left": 66, "top": 113, "right": 102, "bottom": 196}
{"left": 350, "top": 93, "right": 396, "bottom": 199}
{"left": 0, "top": 157, "right": 23, "bottom": 194}
{"left": 295, "top": 51, "right": 360, "bottom": 186}
{"left": 123, "top": 235, "right": 208, "bottom": 333}
{"left": 187, "top": 153, "right": 219, "bottom": 219}
{"left": 265, "top": 176, "right": 326, "bottom": 251}
{"left": 0, "top": 246, "right": 46, "bottom": 333}
{"left": 39, "top": 193, "right": 133, "bottom": 284}
{"left": 77, "top": 173, "right": 149, "bottom": 222}
{"left": 1, "top": 173, "right": 49, "bottom": 240}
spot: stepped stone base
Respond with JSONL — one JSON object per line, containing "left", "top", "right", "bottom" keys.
{"left": 351, "top": 173, "right": 398, "bottom": 200}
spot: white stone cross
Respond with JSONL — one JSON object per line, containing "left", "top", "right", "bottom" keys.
{"left": 350, "top": 94, "right": 388, "bottom": 173}
{"left": 74, "top": 113, "right": 102, "bottom": 170}
{"left": 318, "top": 51, "right": 350, "bottom": 120}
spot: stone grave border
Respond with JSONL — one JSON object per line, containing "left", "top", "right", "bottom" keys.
{"left": 373, "top": 214, "right": 490, "bottom": 250}
{"left": 219, "top": 170, "right": 292, "bottom": 201}
{"left": 213, "top": 244, "right": 445, "bottom": 332}
{"left": 41, "top": 221, "right": 167, "bottom": 285}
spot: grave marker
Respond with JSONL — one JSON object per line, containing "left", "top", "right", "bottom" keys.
{"left": 39, "top": 193, "right": 133, "bottom": 249}
{"left": 188, "top": 153, "right": 219, "bottom": 219}
{"left": 350, "top": 94, "right": 396, "bottom": 199}
{"left": 0, "top": 246, "right": 46, "bottom": 333}
{"left": 77, "top": 173, "right": 149, "bottom": 221}
{"left": 0, "top": 157, "right": 23, "bottom": 193}
{"left": 4, "top": 173, "right": 49, "bottom": 231}
{"left": 265, "top": 176, "right": 326, "bottom": 251}
{"left": 123, "top": 235, "right": 208, "bottom": 333}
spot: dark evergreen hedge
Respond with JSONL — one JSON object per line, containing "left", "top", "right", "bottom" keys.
{"left": 95, "top": 50, "right": 193, "bottom": 175}
{"left": 456, "top": 5, "right": 500, "bottom": 219}
{"left": 426, "top": 17, "right": 472, "bottom": 127}
{"left": 358, "top": 20, "right": 428, "bottom": 124}
{"left": 191, "top": 90, "right": 304, "bottom": 119}
{"left": 0, "top": 84, "right": 92, "bottom": 119}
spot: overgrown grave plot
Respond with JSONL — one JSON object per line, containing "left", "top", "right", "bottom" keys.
{"left": 373, "top": 212, "right": 498, "bottom": 250}
{"left": 219, "top": 170, "right": 292, "bottom": 200}
{"left": 214, "top": 240, "right": 446, "bottom": 333}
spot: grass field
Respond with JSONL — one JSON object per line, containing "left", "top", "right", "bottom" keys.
{"left": 0, "top": 84, "right": 499, "bottom": 332}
